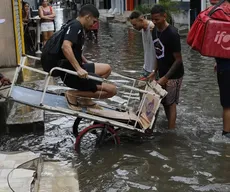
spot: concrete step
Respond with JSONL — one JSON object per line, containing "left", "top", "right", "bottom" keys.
{"left": 38, "top": 161, "right": 80, "bottom": 192}
{"left": 0, "top": 152, "right": 80, "bottom": 192}
{"left": 6, "top": 102, "right": 44, "bottom": 134}
{"left": 0, "top": 151, "right": 41, "bottom": 192}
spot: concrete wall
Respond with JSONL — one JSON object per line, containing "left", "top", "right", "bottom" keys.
{"left": 25, "top": 0, "right": 37, "bottom": 9}
{"left": 172, "top": 11, "right": 189, "bottom": 26}
{"left": 0, "top": 0, "right": 17, "bottom": 68}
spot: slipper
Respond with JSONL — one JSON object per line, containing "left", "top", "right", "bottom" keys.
{"left": 65, "top": 92, "right": 96, "bottom": 107}
{"left": 77, "top": 97, "right": 97, "bottom": 107}
{"left": 65, "top": 93, "right": 103, "bottom": 112}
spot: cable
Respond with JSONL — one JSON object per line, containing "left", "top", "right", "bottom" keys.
{"left": 7, "top": 167, "right": 16, "bottom": 192}
{"left": 7, "top": 156, "right": 41, "bottom": 192}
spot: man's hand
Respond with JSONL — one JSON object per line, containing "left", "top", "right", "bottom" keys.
{"left": 0, "top": 77, "right": 11, "bottom": 86}
{"left": 157, "top": 76, "right": 168, "bottom": 86}
{"left": 147, "top": 71, "right": 156, "bottom": 81}
{"left": 77, "top": 68, "right": 88, "bottom": 78}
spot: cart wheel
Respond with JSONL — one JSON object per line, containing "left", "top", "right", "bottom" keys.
{"left": 75, "top": 124, "right": 120, "bottom": 154}
{"left": 72, "top": 118, "right": 100, "bottom": 137}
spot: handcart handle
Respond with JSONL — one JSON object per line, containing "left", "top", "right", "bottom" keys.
{"left": 50, "top": 67, "right": 105, "bottom": 82}
{"left": 23, "top": 54, "right": 41, "bottom": 61}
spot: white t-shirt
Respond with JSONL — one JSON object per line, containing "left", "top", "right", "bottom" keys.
{"left": 142, "top": 21, "right": 156, "bottom": 73}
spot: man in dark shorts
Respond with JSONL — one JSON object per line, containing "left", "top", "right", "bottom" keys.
{"left": 216, "top": 58, "right": 230, "bottom": 138}
{"left": 211, "top": 0, "right": 230, "bottom": 138}
{"left": 61, "top": 5, "right": 116, "bottom": 104}
{"left": 149, "top": 5, "right": 184, "bottom": 129}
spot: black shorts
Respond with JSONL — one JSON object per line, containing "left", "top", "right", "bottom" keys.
{"left": 217, "top": 70, "right": 230, "bottom": 108}
{"left": 60, "top": 62, "right": 102, "bottom": 92}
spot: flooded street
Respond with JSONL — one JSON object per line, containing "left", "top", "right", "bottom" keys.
{"left": 1, "top": 7, "right": 230, "bottom": 192}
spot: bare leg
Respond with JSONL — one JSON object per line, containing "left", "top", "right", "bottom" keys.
{"left": 67, "top": 83, "right": 116, "bottom": 99}
{"left": 47, "top": 31, "right": 54, "bottom": 41}
{"left": 163, "top": 105, "right": 169, "bottom": 120}
{"left": 42, "top": 31, "right": 48, "bottom": 46}
{"left": 223, "top": 108, "right": 230, "bottom": 132}
{"left": 164, "top": 103, "right": 177, "bottom": 129}
{"left": 94, "top": 63, "right": 112, "bottom": 78}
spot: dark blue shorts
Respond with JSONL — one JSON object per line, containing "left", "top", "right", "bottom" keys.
{"left": 60, "top": 61, "right": 102, "bottom": 92}
{"left": 217, "top": 70, "right": 230, "bottom": 108}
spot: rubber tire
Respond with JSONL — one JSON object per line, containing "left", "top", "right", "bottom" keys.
{"left": 75, "top": 124, "right": 120, "bottom": 152}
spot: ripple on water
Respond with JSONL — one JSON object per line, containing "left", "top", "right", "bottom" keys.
{"left": 190, "top": 183, "right": 230, "bottom": 192}
{"left": 169, "top": 176, "right": 199, "bottom": 185}
{"left": 149, "top": 150, "right": 169, "bottom": 160}
{"left": 209, "top": 131, "right": 230, "bottom": 144}
{"left": 206, "top": 150, "right": 221, "bottom": 156}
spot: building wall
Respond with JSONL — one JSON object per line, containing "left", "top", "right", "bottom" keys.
{"left": 0, "top": 0, "right": 17, "bottom": 67}
{"left": 172, "top": 0, "right": 212, "bottom": 27}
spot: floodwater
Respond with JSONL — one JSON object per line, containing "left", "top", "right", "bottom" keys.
{"left": 1, "top": 7, "right": 230, "bottom": 192}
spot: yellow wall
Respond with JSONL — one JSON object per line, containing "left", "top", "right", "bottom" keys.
{"left": 12, "top": 0, "right": 25, "bottom": 65}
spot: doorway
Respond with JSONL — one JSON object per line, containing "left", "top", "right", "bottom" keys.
{"left": 190, "top": 0, "right": 201, "bottom": 26}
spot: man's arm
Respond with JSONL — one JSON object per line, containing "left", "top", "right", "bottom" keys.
{"left": 62, "top": 40, "right": 88, "bottom": 78}
{"left": 148, "top": 59, "right": 158, "bottom": 80}
{"left": 62, "top": 23, "right": 88, "bottom": 78}
{"left": 158, "top": 31, "right": 182, "bottom": 86}
{"left": 165, "top": 52, "right": 182, "bottom": 79}
{"left": 157, "top": 53, "right": 182, "bottom": 86}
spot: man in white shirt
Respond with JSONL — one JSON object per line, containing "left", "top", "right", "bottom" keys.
{"left": 128, "top": 11, "right": 156, "bottom": 80}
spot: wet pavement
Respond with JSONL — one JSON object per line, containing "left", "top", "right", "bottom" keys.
{"left": 1, "top": 7, "right": 230, "bottom": 192}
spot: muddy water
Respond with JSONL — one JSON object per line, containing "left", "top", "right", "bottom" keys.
{"left": 1, "top": 7, "right": 230, "bottom": 192}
